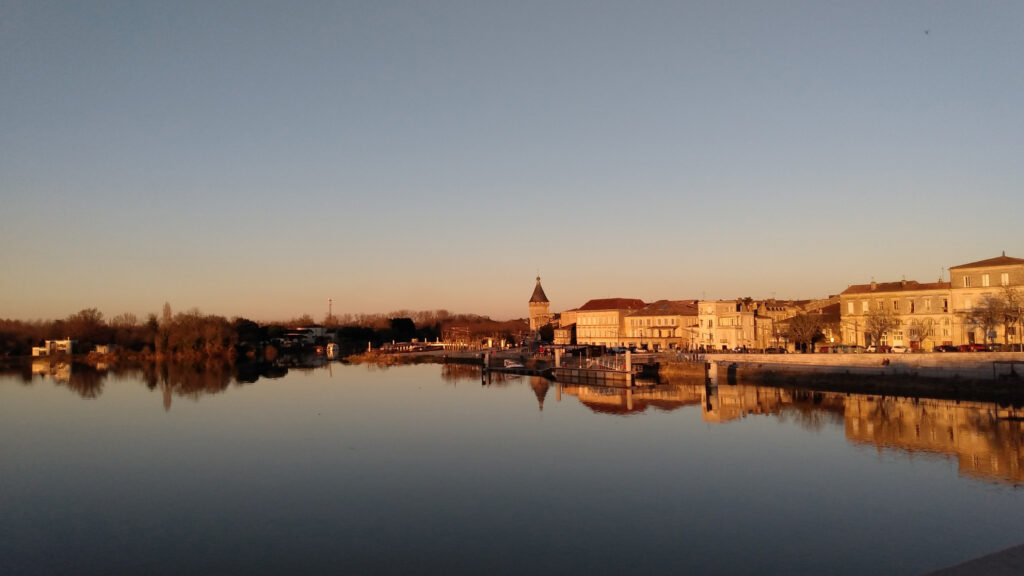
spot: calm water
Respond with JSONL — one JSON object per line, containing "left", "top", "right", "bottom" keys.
{"left": 3, "top": 360, "right": 1024, "bottom": 575}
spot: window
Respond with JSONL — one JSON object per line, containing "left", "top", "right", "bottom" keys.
{"left": 964, "top": 276, "right": 972, "bottom": 287}
{"left": 983, "top": 274, "right": 990, "bottom": 287}
{"left": 848, "top": 302, "right": 854, "bottom": 314}
{"left": 965, "top": 298, "right": 972, "bottom": 309}
{"left": 1002, "top": 273, "right": 1010, "bottom": 286}
{"left": 909, "top": 300, "right": 915, "bottom": 313}
{"left": 862, "top": 301, "right": 869, "bottom": 313}
{"left": 925, "top": 299, "right": 932, "bottom": 311}
{"left": 893, "top": 299, "right": 899, "bottom": 311}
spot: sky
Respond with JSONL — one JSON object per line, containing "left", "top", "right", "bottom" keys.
{"left": 2, "top": 1, "right": 1022, "bottom": 323}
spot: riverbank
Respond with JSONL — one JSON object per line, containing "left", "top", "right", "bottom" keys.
{"left": 700, "top": 351, "right": 1024, "bottom": 403}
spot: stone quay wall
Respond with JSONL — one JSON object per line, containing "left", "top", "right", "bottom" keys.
{"left": 700, "top": 352, "right": 1024, "bottom": 400}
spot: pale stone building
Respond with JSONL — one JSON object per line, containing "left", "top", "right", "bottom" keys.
{"left": 948, "top": 253, "right": 1024, "bottom": 346}
{"left": 574, "top": 298, "right": 646, "bottom": 347}
{"left": 626, "top": 300, "right": 699, "bottom": 351}
{"left": 697, "top": 300, "right": 757, "bottom": 351}
{"left": 553, "top": 308, "right": 577, "bottom": 346}
{"left": 839, "top": 280, "right": 952, "bottom": 350}
{"left": 839, "top": 253, "right": 1024, "bottom": 349}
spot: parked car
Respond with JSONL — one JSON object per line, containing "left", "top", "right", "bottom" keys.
{"left": 866, "top": 345, "right": 891, "bottom": 353}
{"left": 836, "top": 345, "right": 866, "bottom": 353}
{"left": 890, "top": 345, "right": 910, "bottom": 354}
{"left": 764, "top": 347, "right": 787, "bottom": 354}
{"left": 958, "top": 344, "right": 991, "bottom": 352}
{"left": 933, "top": 345, "right": 958, "bottom": 352}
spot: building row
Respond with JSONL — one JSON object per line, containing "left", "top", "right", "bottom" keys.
{"left": 528, "top": 253, "right": 1024, "bottom": 352}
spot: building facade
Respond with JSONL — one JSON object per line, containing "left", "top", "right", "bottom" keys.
{"left": 575, "top": 298, "right": 647, "bottom": 347}
{"left": 697, "top": 300, "right": 757, "bottom": 351}
{"left": 839, "top": 280, "right": 952, "bottom": 349}
{"left": 949, "top": 253, "right": 1024, "bottom": 346}
{"left": 626, "top": 300, "right": 699, "bottom": 351}
{"left": 839, "top": 253, "right": 1024, "bottom": 349}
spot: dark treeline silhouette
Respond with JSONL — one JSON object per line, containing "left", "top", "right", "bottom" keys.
{"left": 1, "top": 305, "right": 529, "bottom": 360}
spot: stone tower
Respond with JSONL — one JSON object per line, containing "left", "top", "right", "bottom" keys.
{"left": 528, "top": 276, "right": 551, "bottom": 333}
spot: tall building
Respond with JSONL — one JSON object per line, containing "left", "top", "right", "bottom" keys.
{"left": 528, "top": 276, "right": 553, "bottom": 333}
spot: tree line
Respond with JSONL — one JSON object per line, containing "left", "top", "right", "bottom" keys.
{"left": 0, "top": 305, "right": 529, "bottom": 360}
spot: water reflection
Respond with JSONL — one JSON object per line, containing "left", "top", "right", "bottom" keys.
{"left": 9, "top": 359, "right": 1024, "bottom": 485}
{"left": 440, "top": 362, "right": 481, "bottom": 383}
{"left": 543, "top": 376, "right": 1024, "bottom": 484}
{"left": 845, "top": 394, "right": 1024, "bottom": 484}
{"left": 5, "top": 354, "right": 331, "bottom": 409}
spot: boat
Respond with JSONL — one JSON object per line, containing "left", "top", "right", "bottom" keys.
{"left": 504, "top": 359, "right": 525, "bottom": 369}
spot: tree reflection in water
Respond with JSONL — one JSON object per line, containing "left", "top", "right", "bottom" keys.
{"left": 8, "top": 360, "right": 1024, "bottom": 485}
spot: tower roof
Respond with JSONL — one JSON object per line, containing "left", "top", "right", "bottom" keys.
{"left": 529, "top": 276, "right": 549, "bottom": 303}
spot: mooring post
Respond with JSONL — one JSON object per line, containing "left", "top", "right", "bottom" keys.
{"left": 706, "top": 361, "right": 718, "bottom": 387}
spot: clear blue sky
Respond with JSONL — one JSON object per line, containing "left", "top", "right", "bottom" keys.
{"left": 2, "top": 1, "right": 1022, "bottom": 322}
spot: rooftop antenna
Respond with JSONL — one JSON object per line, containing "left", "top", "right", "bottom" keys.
{"left": 328, "top": 298, "right": 333, "bottom": 322}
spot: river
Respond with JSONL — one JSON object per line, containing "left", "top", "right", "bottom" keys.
{"left": 3, "top": 359, "right": 1023, "bottom": 575}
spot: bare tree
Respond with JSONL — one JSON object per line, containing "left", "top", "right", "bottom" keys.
{"left": 962, "top": 294, "right": 1005, "bottom": 345}
{"left": 864, "top": 306, "right": 898, "bottom": 350}
{"left": 907, "top": 318, "right": 935, "bottom": 349}
{"left": 1001, "top": 286, "right": 1023, "bottom": 350}
{"left": 785, "top": 313, "right": 823, "bottom": 353}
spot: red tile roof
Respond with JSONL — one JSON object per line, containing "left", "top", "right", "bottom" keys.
{"left": 841, "top": 280, "right": 950, "bottom": 295}
{"left": 577, "top": 298, "right": 647, "bottom": 311}
{"left": 630, "top": 299, "right": 699, "bottom": 317}
{"left": 950, "top": 254, "right": 1024, "bottom": 270}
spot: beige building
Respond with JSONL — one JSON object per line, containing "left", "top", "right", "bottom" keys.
{"left": 697, "top": 300, "right": 757, "bottom": 351}
{"left": 626, "top": 300, "right": 699, "bottom": 351}
{"left": 753, "top": 299, "right": 804, "bottom": 350}
{"left": 839, "top": 280, "right": 951, "bottom": 349}
{"left": 574, "top": 298, "right": 646, "bottom": 347}
{"left": 949, "top": 253, "right": 1024, "bottom": 346}
{"left": 553, "top": 308, "right": 577, "bottom": 345}
{"left": 839, "top": 253, "right": 1024, "bottom": 349}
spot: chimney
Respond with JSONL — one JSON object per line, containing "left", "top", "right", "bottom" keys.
{"left": 870, "top": 281, "right": 877, "bottom": 291}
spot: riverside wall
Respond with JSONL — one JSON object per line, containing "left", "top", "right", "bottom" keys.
{"left": 688, "top": 352, "right": 1024, "bottom": 401}
{"left": 706, "top": 351, "right": 1024, "bottom": 378}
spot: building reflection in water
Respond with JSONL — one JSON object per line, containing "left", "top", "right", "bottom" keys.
{"left": 845, "top": 394, "right": 1024, "bottom": 484}
{"left": 12, "top": 360, "right": 1024, "bottom": 485}
{"left": 560, "top": 380, "right": 1024, "bottom": 485}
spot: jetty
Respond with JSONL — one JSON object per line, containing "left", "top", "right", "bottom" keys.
{"left": 473, "top": 349, "right": 660, "bottom": 388}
